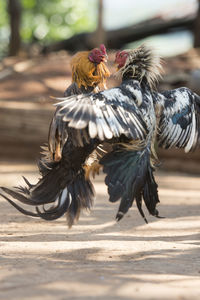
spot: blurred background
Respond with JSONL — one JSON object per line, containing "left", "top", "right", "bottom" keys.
{"left": 0, "top": 0, "right": 199, "bottom": 173}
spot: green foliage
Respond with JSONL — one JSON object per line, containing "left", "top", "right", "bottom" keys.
{"left": 0, "top": 1, "right": 9, "bottom": 57}
{"left": 0, "top": 0, "right": 97, "bottom": 56}
{"left": 21, "top": 0, "right": 97, "bottom": 43}
{"left": 0, "top": 1, "right": 9, "bottom": 27}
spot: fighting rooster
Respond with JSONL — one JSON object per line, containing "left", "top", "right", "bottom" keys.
{"left": 1, "top": 45, "right": 200, "bottom": 227}
{"left": 47, "top": 44, "right": 110, "bottom": 162}
{"left": 1, "top": 45, "right": 110, "bottom": 226}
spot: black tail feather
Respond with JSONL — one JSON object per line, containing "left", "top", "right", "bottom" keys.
{"left": 66, "top": 171, "right": 95, "bottom": 227}
{"left": 22, "top": 176, "right": 33, "bottom": 188}
{"left": 1, "top": 165, "right": 95, "bottom": 227}
{"left": 66, "top": 182, "right": 81, "bottom": 227}
{"left": 0, "top": 187, "right": 37, "bottom": 206}
{"left": 135, "top": 194, "right": 148, "bottom": 224}
{"left": 142, "top": 165, "right": 160, "bottom": 216}
{"left": 101, "top": 146, "right": 160, "bottom": 223}
{"left": 14, "top": 176, "right": 34, "bottom": 195}
{"left": 29, "top": 162, "right": 69, "bottom": 204}
{"left": 36, "top": 197, "right": 70, "bottom": 221}
{"left": 0, "top": 192, "right": 39, "bottom": 217}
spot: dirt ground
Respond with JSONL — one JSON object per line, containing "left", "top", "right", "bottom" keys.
{"left": 0, "top": 162, "right": 200, "bottom": 300}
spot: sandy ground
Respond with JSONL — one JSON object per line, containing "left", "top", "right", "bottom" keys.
{"left": 0, "top": 162, "right": 200, "bottom": 300}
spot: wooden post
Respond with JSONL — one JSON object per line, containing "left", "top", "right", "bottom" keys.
{"left": 88, "top": 0, "right": 106, "bottom": 48}
{"left": 96, "top": 0, "right": 106, "bottom": 45}
{"left": 8, "top": 0, "right": 22, "bottom": 56}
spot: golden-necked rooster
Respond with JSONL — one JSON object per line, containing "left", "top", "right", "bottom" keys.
{"left": 47, "top": 44, "right": 110, "bottom": 162}
{"left": 0, "top": 45, "right": 110, "bottom": 226}
{"left": 1, "top": 45, "right": 200, "bottom": 227}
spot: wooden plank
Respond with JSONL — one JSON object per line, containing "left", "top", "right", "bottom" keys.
{"left": 0, "top": 101, "right": 54, "bottom": 159}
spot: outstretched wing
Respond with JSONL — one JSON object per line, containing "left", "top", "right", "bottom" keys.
{"left": 156, "top": 87, "right": 200, "bottom": 152}
{"left": 54, "top": 85, "right": 149, "bottom": 144}
{"left": 48, "top": 82, "right": 87, "bottom": 160}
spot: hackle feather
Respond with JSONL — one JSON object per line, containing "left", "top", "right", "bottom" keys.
{"left": 71, "top": 52, "right": 110, "bottom": 90}
{"left": 117, "top": 44, "right": 163, "bottom": 89}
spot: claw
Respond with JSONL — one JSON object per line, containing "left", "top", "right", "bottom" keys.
{"left": 84, "top": 162, "right": 102, "bottom": 179}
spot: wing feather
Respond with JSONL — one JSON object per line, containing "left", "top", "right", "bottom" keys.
{"left": 55, "top": 85, "right": 149, "bottom": 142}
{"left": 156, "top": 87, "right": 200, "bottom": 152}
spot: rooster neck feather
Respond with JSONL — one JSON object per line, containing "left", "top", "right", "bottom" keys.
{"left": 117, "top": 44, "right": 163, "bottom": 90}
{"left": 71, "top": 52, "right": 110, "bottom": 90}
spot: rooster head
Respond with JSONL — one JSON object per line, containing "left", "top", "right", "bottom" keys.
{"left": 71, "top": 45, "right": 110, "bottom": 90}
{"left": 88, "top": 44, "right": 108, "bottom": 64}
{"left": 115, "top": 50, "right": 129, "bottom": 70}
{"left": 115, "top": 45, "right": 162, "bottom": 89}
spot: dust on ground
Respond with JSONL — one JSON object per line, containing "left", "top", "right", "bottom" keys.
{"left": 0, "top": 162, "right": 200, "bottom": 300}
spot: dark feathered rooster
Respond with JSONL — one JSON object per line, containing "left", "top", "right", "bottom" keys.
{"left": 1, "top": 45, "right": 200, "bottom": 227}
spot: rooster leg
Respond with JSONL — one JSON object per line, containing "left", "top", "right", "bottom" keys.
{"left": 83, "top": 164, "right": 91, "bottom": 180}
{"left": 91, "top": 162, "right": 102, "bottom": 178}
{"left": 84, "top": 162, "right": 102, "bottom": 179}
{"left": 54, "top": 141, "right": 61, "bottom": 162}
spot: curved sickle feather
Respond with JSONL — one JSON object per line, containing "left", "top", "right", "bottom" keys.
{"left": 0, "top": 192, "right": 39, "bottom": 217}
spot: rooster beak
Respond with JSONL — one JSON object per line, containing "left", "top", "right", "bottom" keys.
{"left": 114, "top": 61, "right": 120, "bottom": 70}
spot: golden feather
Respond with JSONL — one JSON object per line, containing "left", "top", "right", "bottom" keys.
{"left": 71, "top": 51, "right": 110, "bottom": 90}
